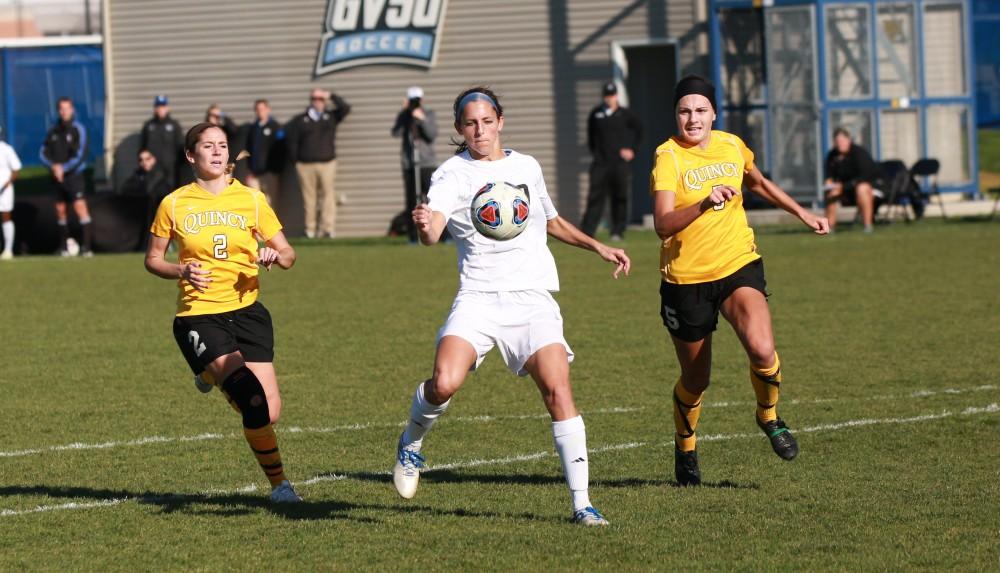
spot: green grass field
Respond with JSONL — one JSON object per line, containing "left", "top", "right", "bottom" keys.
{"left": 2, "top": 220, "right": 999, "bottom": 572}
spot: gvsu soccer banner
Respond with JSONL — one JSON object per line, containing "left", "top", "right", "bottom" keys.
{"left": 314, "top": 0, "right": 448, "bottom": 75}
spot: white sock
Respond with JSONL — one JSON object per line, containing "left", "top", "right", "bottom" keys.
{"left": 552, "top": 415, "right": 592, "bottom": 512}
{"left": 1, "top": 220, "right": 12, "bottom": 253}
{"left": 400, "top": 381, "right": 450, "bottom": 452}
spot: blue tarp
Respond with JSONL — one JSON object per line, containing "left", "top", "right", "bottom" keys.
{"left": 0, "top": 44, "right": 105, "bottom": 169}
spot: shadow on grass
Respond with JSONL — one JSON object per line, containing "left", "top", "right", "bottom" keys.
{"left": 0, "top": 484, "right": 553, "bottom": 523}
{"left": 335, "top": 470, "right": 758, "bottom": 490}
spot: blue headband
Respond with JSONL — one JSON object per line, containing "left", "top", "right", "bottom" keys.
{"left": 455, "top": 92, "right": 498, "bottom": 120}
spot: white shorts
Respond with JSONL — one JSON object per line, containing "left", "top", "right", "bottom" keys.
{"left": 0, "top": 185, "right": 11, "bottom": 213}
{"left": 438, "top": 289, "right": 574, "bottom": 377}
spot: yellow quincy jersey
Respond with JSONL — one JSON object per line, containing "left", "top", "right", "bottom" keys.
{"left": 151, "top": 180, "right": 282, "bottom": 316}
{"left": 651, "top": 130, "right": 761, "bottom": 284}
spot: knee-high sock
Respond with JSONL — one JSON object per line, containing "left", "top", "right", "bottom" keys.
{"left": 553, "top": 415, "right": 591, "bottom": 512}
{"left": 57, "top": 219, "right": 69, "bottom": 249}
{"left": 220, "top": 366, "right": 287, "bottom": 488}
{"left": 400, "top": 381, "right": 450, "bottom": 451}
{"left": 244, "top": 426, "right": 287, "bottom": 488}
{"left": 673, "top": 379, "right": 704, "bottom": 452}
{"left": 751, "top": 352, "right": 782, "bottom": 423}
{"left": 80, "top": 217, "right": 93, "bottom": 251}
{"left": 1, "top": 220, "right": 13, "bottom": 253}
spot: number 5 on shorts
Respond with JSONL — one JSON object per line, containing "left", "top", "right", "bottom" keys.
{"left": 663, "top": 305, "right": 680, "bottom": 330}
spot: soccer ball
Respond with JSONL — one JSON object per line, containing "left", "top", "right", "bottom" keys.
{"left": 470, "top": 181, "right": 530, "bottom": 241}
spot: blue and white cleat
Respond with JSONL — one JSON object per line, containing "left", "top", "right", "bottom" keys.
{"left": 572, "top": 506, "right": 610, "bottom": 527}
{"left": 393, "top": 436, "right": 426, "bottom": 499}
{"left": 194, "top": 374, "right": 213, "bottom": 393}
{"left": 269, "top": 480, "right": 302, "bottom": 503}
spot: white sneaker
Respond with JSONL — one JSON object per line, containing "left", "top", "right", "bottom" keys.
{"left": 193, "top": 374, "right": 213, "bottom": 393}
{"left": 305, "top": 230, "right": 316, "bottom": 239}
{"left": 270, "top": 480, "right": 302, "bottom": 503}
{"left": 0, "top": 251, "right": 12, "bottom": 260}
{"left": 572, "top": 506, "right": 609, "bottom": 527}
{"left": 393, "top": 435, "right": 425, "bottom": 499}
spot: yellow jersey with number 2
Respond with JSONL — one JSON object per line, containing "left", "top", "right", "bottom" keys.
{"left": 651, "top": 130, "right": 761, "bottom": 284}
{"left": 151, "top": 180, "right": 282, "bottom": 316}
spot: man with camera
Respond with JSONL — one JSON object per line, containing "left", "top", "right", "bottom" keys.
{"left": 391, "top": 86, "right": 437, "bottom": 243}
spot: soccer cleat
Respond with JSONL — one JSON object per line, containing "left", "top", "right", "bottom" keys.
{"left": 393, "top": 436, "right": 425, "bottom": 499}
{"left": 193, "top": 374, "right": 213, "bottom": 393}
{"left": 0, "top": 251, "right": 12, "bottom": 260}
{"left": 572, "top": 506, "right": 609, "bottom": 527}
{"left": 81, "top": 250, "right": 94, "bottom": 258}
{"left": 757, "top": 417, "right": 799, "bottom": 460}
{"left": 674, "top": 447, "right": 702, "bottom": 486}
{"left": 269, "top": 480, "right": 302, "bottom": 503}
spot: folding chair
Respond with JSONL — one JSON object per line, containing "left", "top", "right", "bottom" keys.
{"left": 877, "top": 160, "right": 912, "bottom": 223}
{"left": 911, "top": 159, "right": 945, "bottom": 219}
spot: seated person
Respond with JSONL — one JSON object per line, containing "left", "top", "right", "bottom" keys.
{"left": 824, "top": 127, "right": 883, "bottom": 233}
{"left": 122, "top": 148, "right": 172, "bottom": 198}
{"left": 122, "top": 148, "right": 172, "bottom": 249}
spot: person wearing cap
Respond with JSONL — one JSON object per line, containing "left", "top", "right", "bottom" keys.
{"left": 285, "top": 88, "right": 351, "bottom": 239}
{"left": 140, "top": 95, "right": 184, "bottom": 188}
{"left": 391, "top": 86, "right": 438, "bottom": 242}
{"left": 0, "top": 125, "right": 21, "bottom": 260}
{"left": 580, "top": 81, "right": 643, "bottom": 241}
{"left": 651, "top": 75, "right": 829, "bottom": 487}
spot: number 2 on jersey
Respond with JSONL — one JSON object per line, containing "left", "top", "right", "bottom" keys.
{"left": 212, "top": 233, "right": 228, "bottom": 259}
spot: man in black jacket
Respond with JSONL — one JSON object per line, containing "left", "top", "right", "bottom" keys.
{"left": 286, "top": 88, "right": 350, "bottom": 238}
{"left": 824, "top": 127, "right": 884, "bottom": 233}
{"left": 40, "top": 97, "right": 93, "bottom": 257}
{"left": 581, "top": 82, "right": 642, "bottom": 240}
{"left": 122, "top": 148, "right": 171, "bottom": 250}
{"left": 243, "top": 99, "right": 285, "bottom": 206}
{"left": 140, "top": 95, "right": 184, "bottom": 188}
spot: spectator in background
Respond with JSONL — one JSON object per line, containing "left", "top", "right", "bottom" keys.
{"left": 243, "top": 99, "right": 285, "bottom": 205}
{"left": 391, "top": 86, "right": 437, "bottom": 243}
{"left": 824, "top": 127, "right": 883, "bottom": 233}
{"left": 141, "top": 95, "right": 184, "bottom": 188}
{"left": 123, "top": 148, "right": 171, "bottom": 199}
{"left": 205, "top": 103, "right": 240, "bottom": 146}
{"left": 40, "top": 97, "right": 93, "bottom": 257}
{"left": 0, "top": 125, "right": 21, "bottom": 260}
{"left": 580, "top": 81, "right": 642, "bottom": 241}
{"left": 122, "top": 148, "right": 172, "bottom": 251}
{"left": 286, "top": 88, "right": 351, "bottom": 238}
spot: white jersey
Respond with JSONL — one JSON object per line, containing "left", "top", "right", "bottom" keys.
{"left": 427, "top": 149, "right": 560, "bottom": 292}
{"left": 0, "top": 141, "right": 22, "bottom": 213}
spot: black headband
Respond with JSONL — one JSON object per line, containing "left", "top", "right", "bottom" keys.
{"left": 674, "top": 75, "right": 717, "bottom": 112}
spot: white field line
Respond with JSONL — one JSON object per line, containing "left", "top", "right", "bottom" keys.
{"left": 2, "top": 402, "right": 995, "bottom": 519}
{"left": 1, "top": 385, "right": 995, "bottom": 460}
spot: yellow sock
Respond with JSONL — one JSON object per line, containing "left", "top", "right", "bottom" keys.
{"left": 673, "top": 379, "right": 704, "bottom": 452}
{"left": 751, "top": 352, "right": 782, "bottom": 423}
{"left": 243, "top": 426, "right": 287, "bottom": 488}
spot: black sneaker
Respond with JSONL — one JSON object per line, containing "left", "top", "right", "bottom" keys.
{"left": 757, "top": 417, "right": 799, "bottom": 460}
{"left": 674, "top": 447, "right": 702, "bottom": 486}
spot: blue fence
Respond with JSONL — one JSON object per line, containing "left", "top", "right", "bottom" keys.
{"left": 0, "top": 42, "right": 105, "bottom": 172}
{"left": 974, "top": 0, "right": 1000, "bottom": 127}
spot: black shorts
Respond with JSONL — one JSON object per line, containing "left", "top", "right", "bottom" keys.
{"left": 659, "top": 259, "right": 768, "bottom": 342}
{"left": 172, "top": 301, "right": 274, "bottom": 376}
{"left": 829, "top": 178, "right": 883, "bottom": 205}
{"left": 54, "top": 171, "right": 86, "bottom": 202}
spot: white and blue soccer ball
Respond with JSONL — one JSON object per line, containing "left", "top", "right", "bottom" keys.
{"left": 470, "top": 181, "right": 530, "bottom": 241}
